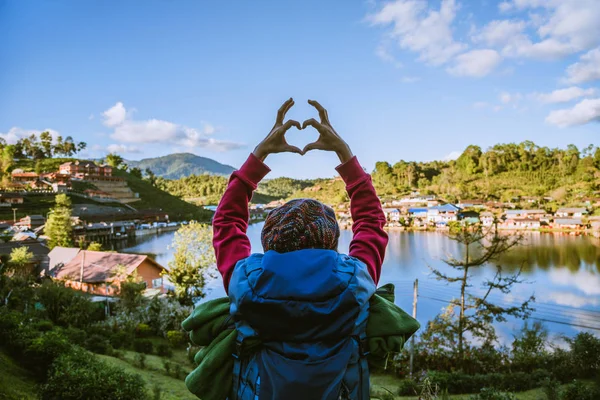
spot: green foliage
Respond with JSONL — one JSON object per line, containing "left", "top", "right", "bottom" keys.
{"left": 135, "top": 323, "right": 151, "bottom": 338}
{"left": 86, "top": 241, "right": 103, "bottom": 251}
{"left": 105, "top": 153, "right": 125, "bottom": 168}
{"left": 24, "top": 329, "right": 72, "bottom": 380}
{"left": 560, "top": 380, "right": 597, "bottom": 400}
{"left": 7, "top": 246, "right": 34, "bottom": 278}
{"left": 40, "top": 348, "right": 146, "bottom": 400}
{"left": 135, "top": 352, "right": 147, "bottom": 369}
{"left": 128, "top": 152, "right": 235, "bottom": 179}
{"left": 130, "top": 167, "right": 143, "bottom": 179}
{"left": 166, "top": 330, "right": 185, "bottom": 348}
{"left": 157, "top": 173, "right": 228, "bottom": 205}
{"left": 133, "top": 338, "right": 154, "bottom": 354}
{"left": 116, "top": 273, "right": 146, "bottom": 313}
{"left": 167, "top": 221, "right": 216, "bottom": 305}
{"left": 468, "top": 388, "right": 517, "bottom": 400}
{"left": 109, "top": 330, "right": 134, "bottom": 349}
{"left": 84, "top": 333, "right": 112, "bottom": 355}
{"left": 567, "top": 332, "right": 600, "bottom": 379}
{"left": 156, "top": 343, "right": 173, "bottom": 357}
{"left": 541, "top": 378, "right": 561, "bottom": 400}
{"left": 45, "top": 194, "right": 73, "bottom": 249}
{"left": 10, "top": 131, "right": 86, "bottom": 160}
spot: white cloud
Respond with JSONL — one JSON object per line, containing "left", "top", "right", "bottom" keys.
{"left": 499, "top": 91, "right": 522, "bottom": 104}
{"left": 101, "top": 102, "right": 244, "bottom": 151}
{"left": 368, "top": 0, "right": 466, "bottom": 66}
{"left": 447, "top": 49, "right": 502, "bottom": 77}
{"left": 400, "top": 76, "right": 420, "bottom": 83}
{"left": 472, "top": 19, "right": 526, "bottom": 47}
{"left": 545, "top": 97, "right": 600, "bottom": 127}
{"left": 0, "top": 127, "right": 60, "bottom": 144}
{"left": 106, "top": 144, "right": 141, "bottom": 154}
{"left": 542, "top": 291, "right": 600, "bottom": 308}
{"left": 375, "top": 44, "right": 403, "bottom": 68}
{"left": 102, "top": 102, "right": 127, "bottom": 127}
{"left": 534, "top": 86, "right": 596, "bottom": 103}
{"left": 442, "top": 151, "right": 461, "bottom": 161}
{"left": 548, "top": 267, "right": 600, "bottom": 295}
{"left": 565, "top": 47, "right": 600, "bottom": 84}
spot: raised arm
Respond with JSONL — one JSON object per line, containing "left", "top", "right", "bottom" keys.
{"left": 302, "top": 100, "right": 388, "bottom": 283}
{"left": 213, "top": 98, "right": 301, "bottom": 292}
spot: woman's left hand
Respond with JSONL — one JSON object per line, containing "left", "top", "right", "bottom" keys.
{"left": 253, "top": 98, "right": 302, "bottom": 161}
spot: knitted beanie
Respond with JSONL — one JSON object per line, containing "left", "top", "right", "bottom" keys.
{"left": 261, "top": 198, "right": 340, "bottom": 253}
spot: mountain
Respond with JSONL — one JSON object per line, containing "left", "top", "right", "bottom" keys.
{"left": 128, "top": 153, "right": 235, "bottom": 179}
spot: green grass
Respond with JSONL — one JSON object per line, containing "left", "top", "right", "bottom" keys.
{"left": 13, "top": 158, "right": 76, "bottom": 174}
{"left": 0, "top": 193, "right": 112, "bottom": 221}
{"left": 0, "top": 349, "right": 38, "bottom": 400}
{"left": 98, "top": 353, "right": 197, "bottom": 400}
{"left": 113, "top": 169, "right": 212, "bottom": 221}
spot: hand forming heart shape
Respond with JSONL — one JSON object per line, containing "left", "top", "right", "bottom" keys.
{"left": 252, "top": 98, "right": 353, "bottom": 164}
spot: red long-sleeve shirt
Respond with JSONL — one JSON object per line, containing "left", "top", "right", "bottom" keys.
{"left": 212, "top": 153, "right": 388, "bottom": 293}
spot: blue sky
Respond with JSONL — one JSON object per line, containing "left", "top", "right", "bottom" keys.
{"left": 1, "top": 0, "right": 599, "bottom": 179}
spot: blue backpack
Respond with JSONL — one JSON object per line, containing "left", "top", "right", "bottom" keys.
{"left": 228, "top": 249, "right": 376, "bottom": 400}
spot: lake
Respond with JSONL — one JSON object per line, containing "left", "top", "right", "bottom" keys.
{"left": 121, "top": 224, "right": 600, "bottom": 345}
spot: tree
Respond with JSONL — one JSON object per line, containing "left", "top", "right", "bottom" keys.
{"left": 39, "top": 131, "right": 54, "bottom": 157}
{"left": 144, "top": 168, "right": 157, "bottom": 187}
{"left": 130, "top": 167, "right": 143, "bottom": 179}
{"left": 87, "top": 242, "right": 103, "bottom": 251}
{"left": 105, "top": 153, "right": 126, "bottom": 169}
{"left": 7, "top": 246, "right": 34, "bottom": 278}
{"left": 45, "top": 194, "right": 73, "bottom": 249}
{"left": 429, "top": 223, "right": 534, "bottom": 362}
{"left": 167, "top": 221, "right": 216, "bottom": 305}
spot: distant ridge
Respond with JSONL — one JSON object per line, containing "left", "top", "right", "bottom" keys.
{"left": 128, "top": 153, "right": 235, "bottom": 179}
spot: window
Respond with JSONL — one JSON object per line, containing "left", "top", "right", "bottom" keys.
{"left": 152, "top": 278, "right": 163, "bottom": 288}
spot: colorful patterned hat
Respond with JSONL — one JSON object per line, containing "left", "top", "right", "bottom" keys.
{"left": 261, "top": 198, "right": 340, "bottom": 253}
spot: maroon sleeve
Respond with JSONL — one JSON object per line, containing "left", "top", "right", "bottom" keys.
{"left": 336, "top": 156, "right": 388, "bottom": 284}
{"left": 213, "top": 153, "right": 270, "bottom": 292}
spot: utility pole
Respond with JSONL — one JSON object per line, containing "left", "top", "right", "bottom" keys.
{"left": 11, "top": 208, "right": 17, "bottom": 223}
{"left": 409, "top": 279, "right": 418, "bottom": 377}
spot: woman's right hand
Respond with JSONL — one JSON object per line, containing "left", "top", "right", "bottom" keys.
{"left": 301, "top": 100, "right": 353, "bottom": 164}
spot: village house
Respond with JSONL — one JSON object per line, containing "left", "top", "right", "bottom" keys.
{"left": 457, "top": 199, "right": 486, "bottom": 209}
{"left": 502, "top": 218, "right": 541, "bottom": 230}
{"left": 0, "top": 241, "right": 51, "bottom": 276}
{"left": 382, "top": 208, "right": 401, "bottom": 222}
{"left": 427, "top": 204, "right": 461, "bottom": 224}
{"left": 553, "top": 218, "right": 586, "bottom": 230}
{"left": 84, "top": 189, "right": 114, "bottom": 200}
{"left": 50, "top": 248, "right": 167, "bottom": 296}
{"left": 555, "top": 208, "right": 588, "bottom": 218}
{"left": 0, "top": 193, "right": 24, "bottom": 206}
{"left": 59, "top": 161, "right": 113, "bottom": 179}
{"left": 504, "top": 209, "right": 546, "bottom": 220}
{"left": 16, "top": 215, "right": 45, "bottom": 230}
{"left": 480, "top": 211, "right": 496, "bottom": 226}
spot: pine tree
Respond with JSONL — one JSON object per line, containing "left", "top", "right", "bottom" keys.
{"left": 45, "top": 194, "right": 73, "bottom": 249}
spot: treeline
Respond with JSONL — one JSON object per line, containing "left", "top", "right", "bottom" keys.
{"left": 157, "top": 141, "right": 600, "bottom": 206}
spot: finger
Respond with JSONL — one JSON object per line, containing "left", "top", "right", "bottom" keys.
{"left": 281, "top": 119, "right": 301, "bottom": 132}
{"left": 302, "top": 118, "right": 322, "bottom": 131}
{"left": 302, "top": 141, "right": 327, "bottom": 154}
{"left": 284, "top": 145, "right": 303, "bottom": 155}
{"left": 308, "top": 100, "right": 329, "bottom": 123}
{"left": 276, "top": 98, "right": 294, "bottom": 125}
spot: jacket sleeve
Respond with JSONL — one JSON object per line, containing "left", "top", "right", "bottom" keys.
{"left": 212, "top": 153, "right": 270, "bottom": 292}
{"left": 336, "top": 156, "right": 388, "bottom": 284}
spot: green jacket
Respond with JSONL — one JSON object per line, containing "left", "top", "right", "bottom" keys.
{"left": 181, "top": 283, "right": 419, "bottom": 400}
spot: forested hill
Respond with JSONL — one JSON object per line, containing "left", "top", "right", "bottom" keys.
{"left": 159, "top": 142, "right": 600, "bottom": 207}
{"left": 128, "top": 153, "right": 235, "bottom": 179}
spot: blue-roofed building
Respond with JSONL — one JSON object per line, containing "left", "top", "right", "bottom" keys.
{"left": 408, "top": 208, "right": 428, "bottom": 218}
{"left": 427, "top": 204, "right": 461, "bottom": 224}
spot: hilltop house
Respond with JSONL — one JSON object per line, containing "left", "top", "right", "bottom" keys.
{"left": 60, "top": 161, "right": 113, "bottom": 179}
{"left": 457, "top": 199, "right": 485, "bottom": 209}
{"left": 50, "top": 248, "right": 167, "bottom": 296}
{"left": 555, "top": 208, "right": 588, "bottom": 218}
{"left": 16, "top": 215, "right": 45, "bottom": 230}
{"left": 0, "top": 193, "right": 24, "bottom": 206}
{"left": 10, "top": 170, "right": 39, "bottom": 184}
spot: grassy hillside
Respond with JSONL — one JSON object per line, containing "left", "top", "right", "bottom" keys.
{"left": 0, "top": 349, "right": 38, "bottom": 400}
{"left": 113, "top": 169, "right": 212, "bottom": 221}
{"left": 129, "top": 153, "right": 235, "bottom": 179}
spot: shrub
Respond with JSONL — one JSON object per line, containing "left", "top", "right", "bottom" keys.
{"left": 166, "top": 330, "right": 185, "bottom": 347}
{"left": 369, "top": 388, "right": 395, "bottom": 400}
{"left": 24, "top": 329, "right": 73, "bottom": 380}
{"left": 173, "top": 363, "right": 185, "bottom": 380}
{"left": 156, "top": 343, "right": 173, "bottom": 357}
{"left": 135, "top": 323, "right": 151, "bottom": 338}
{"left": 32, "top": 320, "right": 54, "bottom": 332}
{"left": 541, "top": 378, "right": 561, "bottom": 400}
{"left": 135, "top": 353, "right": 147, "bottom": 369}
{"left": 468, "top": 388, "right": 517, "bottom": 400}
{"left": 152, "top": 384, "right": 162, "bottom": 400}
{"left": 188, "top": 345, "right": 200, "bottom": 364}
{"left": 560, "top": 380, "right": 596, "bottom": 400}
{"left": 40, "top": 348, "right": 146, "bottom": 400}
{"left": 133, "top": 338, "right": 153, "bottom": 354}
{"left": 163, "top": 360, "right": 173, "bottom": 375}
{"left": 424, "top": 370, "right": 548, "bottom": 394}
{"left": 568, "top": 333, "right": 600, "bottom": 379}
{"left": 110, "top": 330, "right": 134, "bottom": 349}
{"left": 60, "top": 327, "right": 86, "bottom": 346}
{"left": 397, "top": 379, "right": 419, "bottom": 396}
{"left": 84, "top": 334, "right": 112, "bottom": 355}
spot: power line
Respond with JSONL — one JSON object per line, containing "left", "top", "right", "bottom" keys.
{"left": 418, "top": 294, "right": 600, "bottom": 332}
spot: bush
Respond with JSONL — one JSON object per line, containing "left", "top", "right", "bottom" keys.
{"left": 84, "top": 334, "right": 112, "bottom": 355}
{"left": 133, "top": 338, "right": 153, "bottom": 354}
{"left": 397, "top": 379, "right": 419, "bottom": 396}
{"left": 163, "top": 360, "right": 173, "bottom": 376}
{"left": 560, "top": 380, "right": 596, "bottom": 400}
{"left": 568, "top": 333, "right": 600, "bottom": 379}
{"left": 468, "top": 388, "right": 517, "bottom": 400}
{"left": 24, "top": 329, "right": 73, "bottom": 380}
{"left": 166, "top": 330, "right": 185, "bottom": 347}
{"left": 32, "top": 320, "right": 54, "bottom": 332}
{"left": 60, "top": 327, "right": 86, "bottom": 346}
{"left": 541, "top": 378, "right": 561, "bottom": 400}
{"left": 110, "top": 330, "right": 134, "bottom": 349}
{"left": 156, "top": 343, "right": 173, "bottom": 357}
{"left": 135, "top": 323, "right": 151, "bottom": 338}
{"left": 424, "top": 370, "right": 549, "bottom": 394}
{"left": 40, "top": 348, "right": 146, "bottom": 400}
{"left": 135, "top": 353, "right": 147, "bottom": 369}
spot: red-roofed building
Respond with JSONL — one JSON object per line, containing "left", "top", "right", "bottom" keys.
{"left": 51, "top": 248, "right": 166, "bottom": 296}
